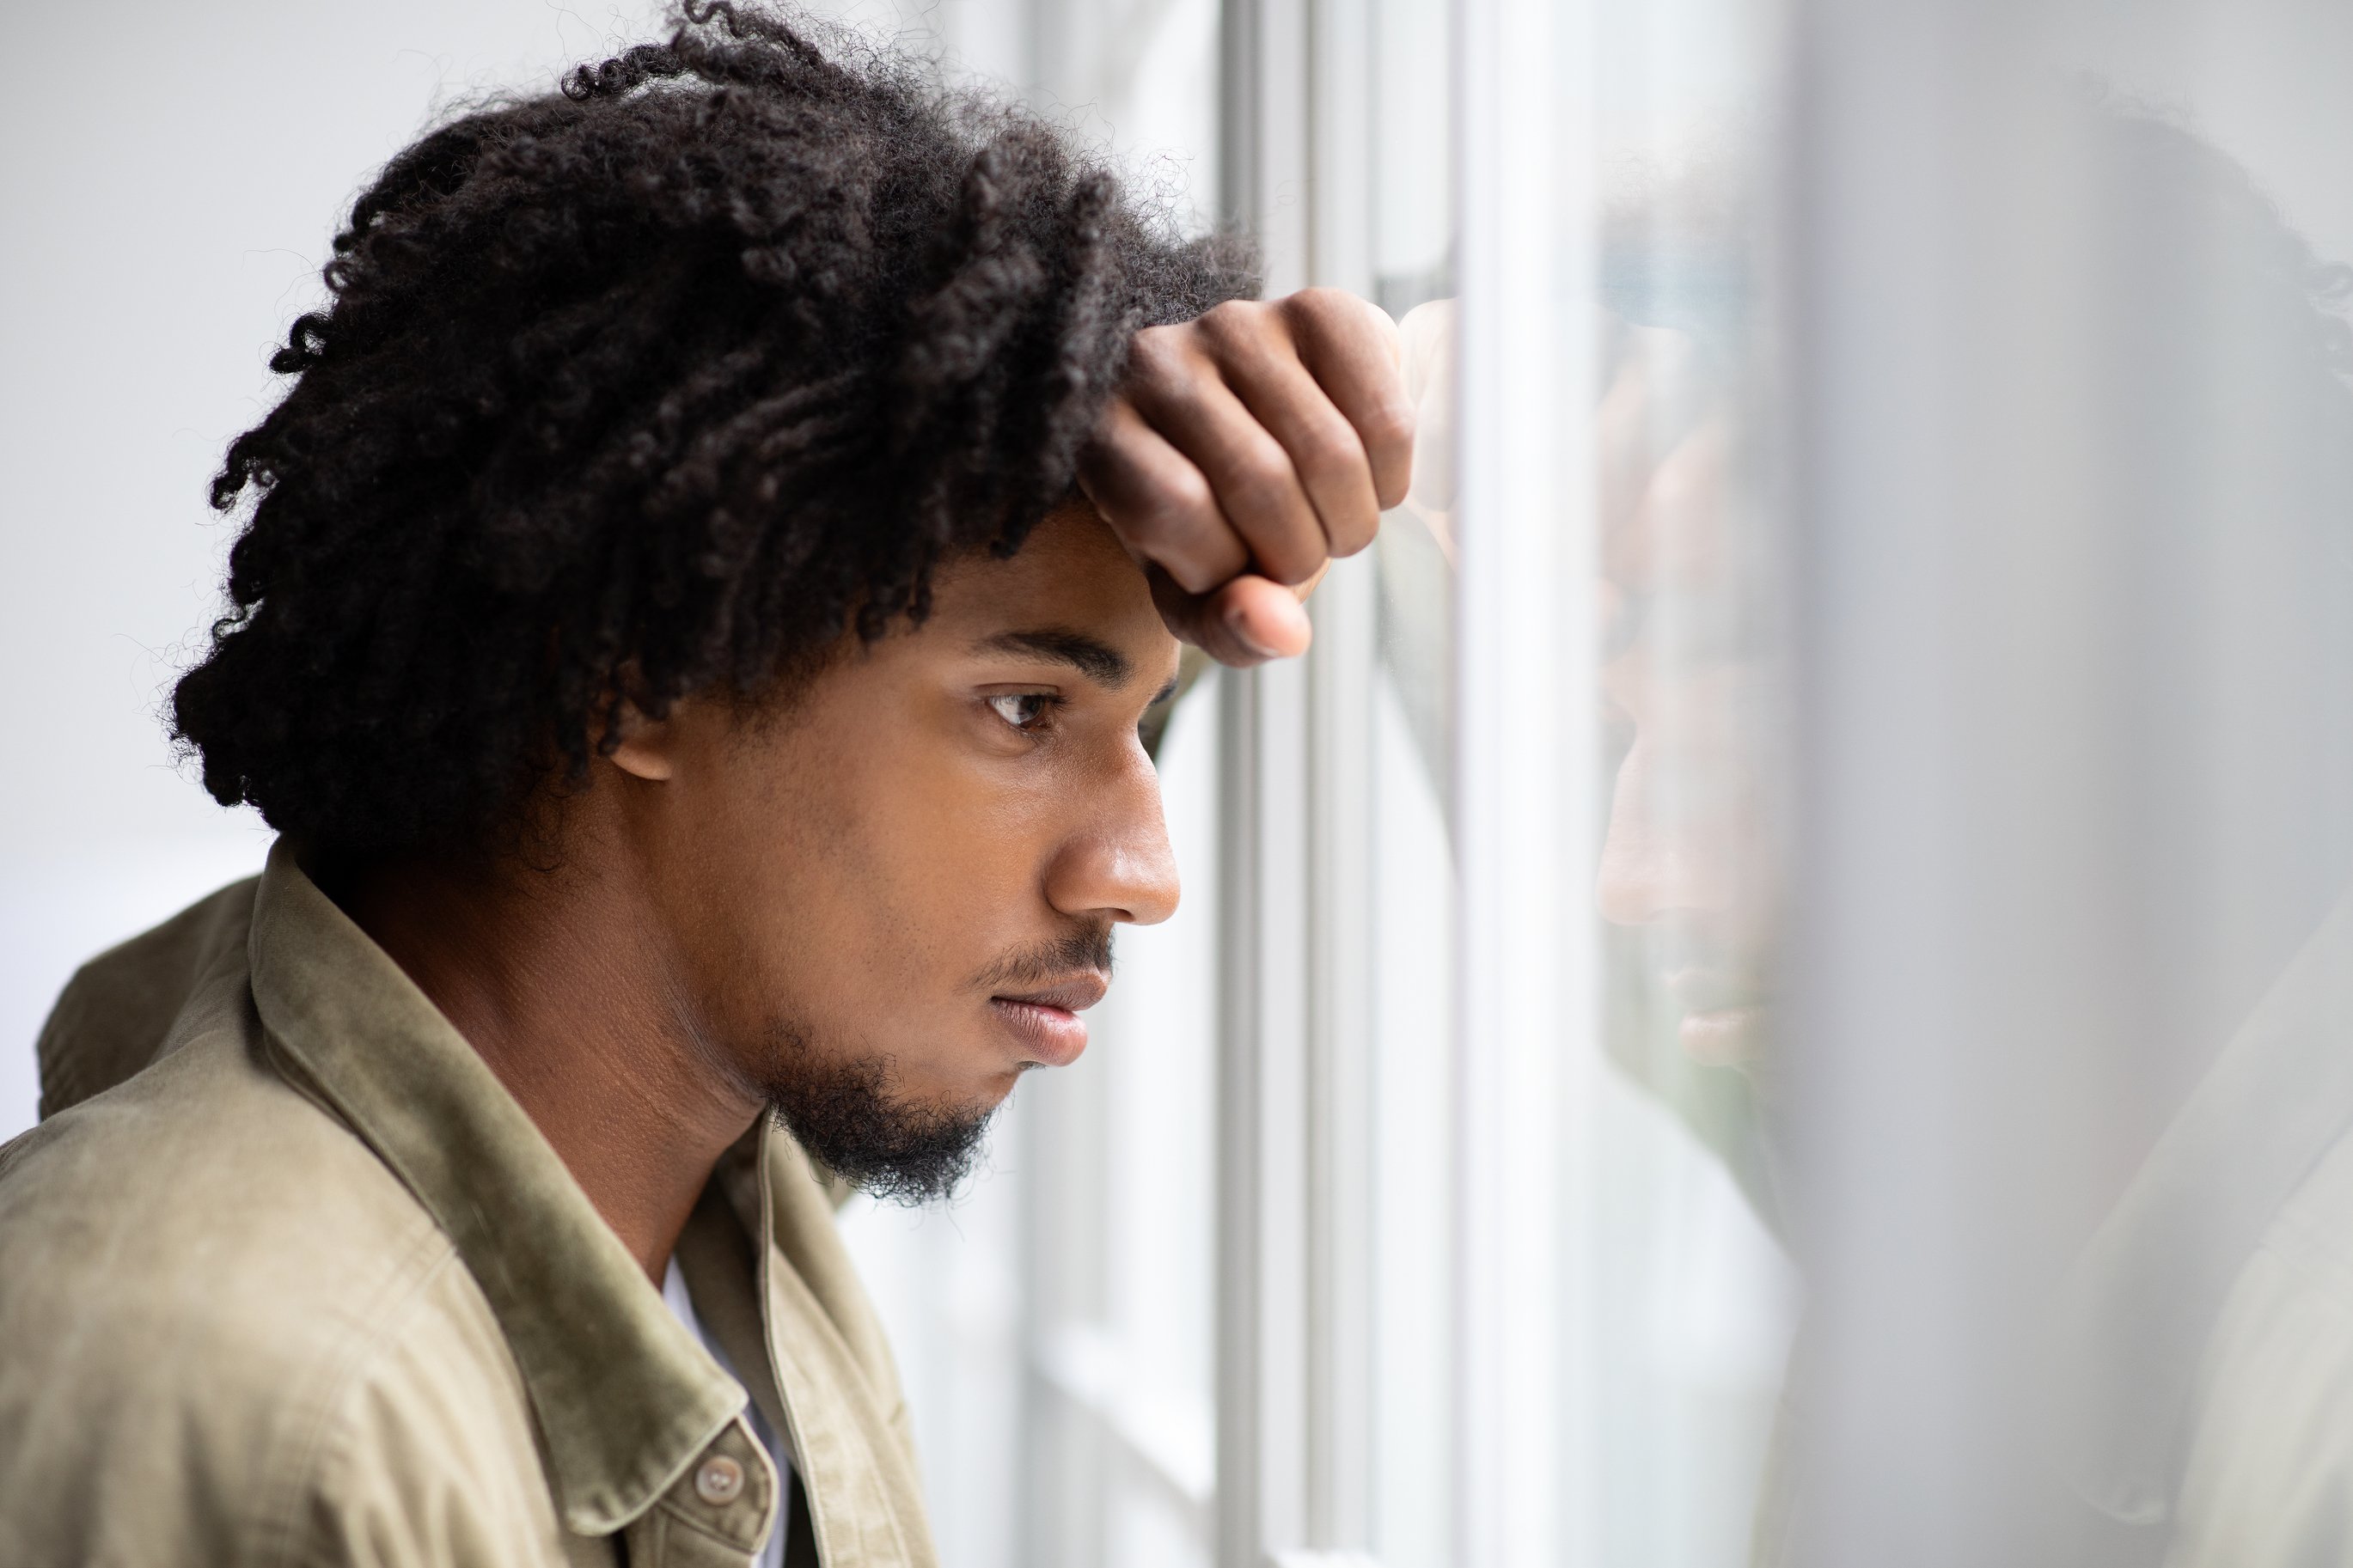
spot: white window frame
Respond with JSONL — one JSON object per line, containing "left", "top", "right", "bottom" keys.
{"left": 1213, "top": 0, "right": 1606, "bottom": 1562}
{"left": 1213, "top": 2, "right": 1385, "bottom": 1560}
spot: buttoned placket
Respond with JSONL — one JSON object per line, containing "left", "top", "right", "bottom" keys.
{"left": 619, "top": 1414, "right": 779, "bottom": 1567}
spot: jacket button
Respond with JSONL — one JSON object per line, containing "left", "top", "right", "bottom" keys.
{"left": 694, "top": 1455, "right": 745, "bottom": 1506}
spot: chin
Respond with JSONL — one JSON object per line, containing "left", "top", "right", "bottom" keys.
{"left": 956, "top": 1067, "right": 1028, "bottom": 1113}
{"left": 1678, "top": 1004, "right": 1766, "bottom": 1067}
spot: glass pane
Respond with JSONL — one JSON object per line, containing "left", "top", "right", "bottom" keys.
{"left": 1445, "top": 0, "right": 1802, "bottom": 1557}
{"left": 1782, "top": 4, "right": 2353, "bottom": 1561}
{"left": 1572, "top": 2, "right": 1804, "bottom": 1562}
{"left": 1366, "top": 0, "right": 1458, "bottom": 1564}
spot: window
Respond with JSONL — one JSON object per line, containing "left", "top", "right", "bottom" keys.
{"left": 804, "top": 2, "right": 2353, "bottom": 1564}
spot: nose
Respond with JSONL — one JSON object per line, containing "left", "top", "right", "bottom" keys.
{"left": 1595, "top": 798, "right": 1670, "bottom": 926}
{"left": 1594, "top": 739, "right": 1723, "bottom": 926}
{"left": 1042, "top": 755, "right": 1182, "bottom": 927}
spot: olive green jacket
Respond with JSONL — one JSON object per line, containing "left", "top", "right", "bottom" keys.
{"left": 0, "top": 843, "right": 938, "bottom": 1568}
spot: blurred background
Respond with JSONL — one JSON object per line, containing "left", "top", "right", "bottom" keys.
{"left": 6, "top": 2, "right": 2350, "bottom": 1565}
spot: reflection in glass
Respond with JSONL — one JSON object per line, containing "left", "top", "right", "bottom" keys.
{"left": 1784, "top": 16, "right": 2353, "bottom": 1564}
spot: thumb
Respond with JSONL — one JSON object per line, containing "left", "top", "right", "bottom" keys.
{"left": 1149, "top": 568, "right": 1315, "bottom": 668}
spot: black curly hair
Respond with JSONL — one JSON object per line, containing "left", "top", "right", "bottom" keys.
{"left": 171, "top": 1, "right": 1255, "bottom": 860}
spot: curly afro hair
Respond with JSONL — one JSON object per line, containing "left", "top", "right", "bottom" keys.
{"left": 171, "top": 1, "right": 1256, "bottom": 860}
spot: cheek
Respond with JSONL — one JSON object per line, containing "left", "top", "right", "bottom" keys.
{"left": 714, "top": 725, "right": 1066, "bottom": 1028}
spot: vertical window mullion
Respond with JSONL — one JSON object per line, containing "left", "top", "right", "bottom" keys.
{"left": 1218, "top": 0, "right": 1388, "bottom": 1558}
{"left": 1307, "top": 556, "right": 1378, "bottom": 1554}
{"left": 1452, "top": 0, "right": 1598, "bottom": 1565}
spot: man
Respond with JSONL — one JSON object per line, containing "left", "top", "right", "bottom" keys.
{"left": 0, "top": 7, "right": 1411, "bottom": 1566}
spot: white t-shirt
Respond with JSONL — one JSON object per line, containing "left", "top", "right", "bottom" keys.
{"left": 663, "top": 1257, "right": 792, "bottom": 1568}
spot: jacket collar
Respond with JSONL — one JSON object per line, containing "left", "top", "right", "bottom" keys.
{"left": 245, "top": 842, "right": 746, "bottom": 1535}
{"left": 2054, "top": 891, "right": 2353, "bottom": 1524}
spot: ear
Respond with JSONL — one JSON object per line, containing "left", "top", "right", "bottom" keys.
{"left": 604, "top": 699, "right": 677, "bottom": 783}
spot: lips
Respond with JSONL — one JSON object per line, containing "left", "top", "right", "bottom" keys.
{"left": 992, "top": 973, "right": 1109, "bottom": 1014}
{"left": 988, "top": 972, "right": 1109, "bottom": 1067}
{"left": 1661, "top": 965, "right": 1770, "bottom": 1066}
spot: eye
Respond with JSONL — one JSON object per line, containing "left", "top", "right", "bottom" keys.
{"left": 986, "top": 692, "right": 1059, "bottom": 733}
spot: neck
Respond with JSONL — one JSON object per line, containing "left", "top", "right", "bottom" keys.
{"left": 338, "top": 848, "right": 762, "bottom": 1285}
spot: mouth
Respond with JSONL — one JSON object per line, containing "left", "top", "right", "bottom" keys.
{"left": 987, "top": 972, "right": 1109, "bottom": 1068}
{"left": 1662, "top": 967, "right": 1769, "bottom": 1067}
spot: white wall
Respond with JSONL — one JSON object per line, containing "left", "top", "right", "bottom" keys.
{"left": 0, "top": 0, "right": 696, "bottom": 1140}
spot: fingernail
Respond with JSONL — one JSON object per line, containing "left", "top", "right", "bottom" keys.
{"left": 1224, "top": 604, "right": 1280, "bottom": 660}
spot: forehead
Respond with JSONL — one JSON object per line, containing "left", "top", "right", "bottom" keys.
{"left": 921, "top": 503, "right": 1178, "bottom": 674}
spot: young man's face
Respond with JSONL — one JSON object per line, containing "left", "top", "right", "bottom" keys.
{"left": 1591, "top": 326, "right": 1784, "bottom": 1071}
{"left": 612, "top": 501, "right": 1183, "bottom": 1195}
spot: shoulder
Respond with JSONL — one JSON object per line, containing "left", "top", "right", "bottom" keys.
{"left": 35, "top": 874, "right": 260, "bottom": 1118}
{"left": 0, "top": 1012, "right": 568, "bottom": 1565}
{"left": 2170, "top": 1130, "right": 2353, "bottom": 1565}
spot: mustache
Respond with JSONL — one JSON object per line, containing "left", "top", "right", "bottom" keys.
{"left": 972, "top": 924, "right": 1116, "bottom": 992}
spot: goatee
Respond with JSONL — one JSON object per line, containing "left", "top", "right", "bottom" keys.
{"left": 761, "top": 1028, "right": 996, "bottom": 1205}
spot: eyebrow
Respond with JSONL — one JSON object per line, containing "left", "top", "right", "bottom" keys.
{"left": 974, "top": 628, "right": 1136, "bottom": 689}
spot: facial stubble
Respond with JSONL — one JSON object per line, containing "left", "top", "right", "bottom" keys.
{"left": 756, "top": 925, "right": 1114, "bottom": 1205}
{"left": 757, "top": 1020, "right": 998, "bottom": 1205}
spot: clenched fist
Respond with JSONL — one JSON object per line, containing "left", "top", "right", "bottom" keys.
{"left": 1079, "top": 288, "right": 1415, "bottom": 666}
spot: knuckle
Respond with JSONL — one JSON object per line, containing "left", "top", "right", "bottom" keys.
{"left": 1130, "top": 470, "right": 1218, "bottom": 540}
{"left": 1327, "top": 497, "right": 1381, "bottom": 552}
{"left": 1125, "top": 325, "right": 1189, "bottom": 381}
{"left": 1081, "top": 409, "right": 1144, "bottom": 467}
{"left": 1282, "top": 286, "right": 1353, "bottom": 333}
{"left": 1134, "top": 362, "right": 1221, "bottom": 425}
{"left": 1299, "top": 418, "right": 1369, "bottom": 487}
{"left": 1365, "top": 397, "right": 1417, "bottom": 458}
{"left": 1227, "top": 453, "right": 1299, "bottom": 522}
{"left": 1200, "top": 297, "right": 1275, "bottom": 349}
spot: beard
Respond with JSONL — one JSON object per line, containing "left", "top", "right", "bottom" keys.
{"left": 756, "top": 924, "right": 1113, "bottom": 1205}
{"left": 758, "top": 1023, "right": 999, "bottom": 1205}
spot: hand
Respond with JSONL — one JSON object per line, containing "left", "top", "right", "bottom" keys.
{"left": 1078, "top": 288, "right": 1415, "bottom": 666}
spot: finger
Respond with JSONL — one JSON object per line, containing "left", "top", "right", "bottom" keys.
{"left": 1398, "top": 298, "right": 1459, "bottom": 512}
{"left": 1078, "top": 398, "right": 1252, "bottom": 594}
{"left": 1196, "top": 314, "right": 1384, "bottom": 559}
{"left": 1125, "top": 330, "right": 1331, "bottom": 587}
{"left": 1280, "top": 289, "right": 1416, "bottom": 511}
{"left": 1148, "top": 567, "right": 1314, "bottom": 668}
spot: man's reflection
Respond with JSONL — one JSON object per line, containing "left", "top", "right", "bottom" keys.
{"left": 1594, "top": 325, "right": 1780, "bottom": 1072}
{"left": 1584, "top": 95, "right": 2353, "bottom": 1566}
{"left": 1585, "top": 312, "right": 1794, "bottom": 1231}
